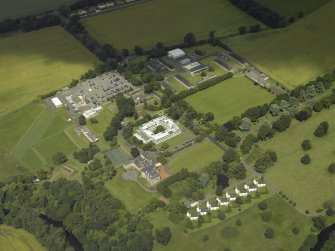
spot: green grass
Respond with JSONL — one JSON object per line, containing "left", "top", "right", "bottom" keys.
{"left": 87, "top": 104, "right": 115, "bottom": 136}
{"left": 35, "top": 132, "right": 78, "bottom": 163}
{"left": 0, "top": 0, "right": 76, "bottom": 19}
{"left": 0, "top": 225, "right": 45, "bottom": 251}
{"left": 255, "top": 0, "right": 330, "bottom": 19}
{"left": 153, "top": 195, "right": 312, "bottom": 251}
{"left": 260, "top": 106, "right": 335, "bottom": 212}
{"left": 82, "top": 0, "right": 259, "bottom": 49}
{"left": 157, "top": 132, "right": 189, "bottom": 148}
{"left": 168, "top": 139, "right": 223, "bottom": 173}
{"left": 0, "top": 148, "right": 29, "bottom": 181}
{"left": 225, "top": 1, "right": 335, "bottom": 89}
{"left": 166, "top": 76, "right": 188, "bottom": 92}
{"left": 184, "top": 44, "right": 225, "bottom": 57}
{"left": 186, "top": 77, "right": 274, "bottom": 124}
{"left": 0, "top": 103, "right": 44, "bottom": 151}
{"left": 105, "top": 171, "right": 157, "bottom": 212}
{"left": 0, "top": 26, "right": 99, "bottom": 116}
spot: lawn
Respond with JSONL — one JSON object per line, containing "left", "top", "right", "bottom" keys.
{"left": 259, "top": 106, "right": 335, "bottom": 212}
{"left": 0, "top": 26, "right": 99, "bottom": 116}
{"left": 185, "top": 77, "right": 274, "bottom": 124}
{"left": 82, "top": 0, "right": 258, "bottom": 49}
{"left": 105, "top": 171, "right": 157, "bottom": 212}
{"left": 0, "top": 225, "right": 45, "bottom": 251}
{"left": 153, "top": 195, "right": 312, "bottom": 251}
{"left": 0, "top": 0, "right": 76, "bottom": 20}
{"left": 167, "top": 139, "right": 223, "bottom": 173}
{"left": 166, "top": 76, "right": 188, "bottom": 93}
{"left": 255, "top": 0, "right": 330, "bottom": 19}
{"left": 0, "top": 148, "right": 30, "bottom": 181}
{"left": 225, "top": 1, "right": 335, "bottom": 89}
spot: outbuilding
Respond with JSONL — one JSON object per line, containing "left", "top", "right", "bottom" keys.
{"left": 168, "top": 48, "right": 186, "bottom": 59}
{"left": 51, "top": 97, "right": 63, "bottom": 108}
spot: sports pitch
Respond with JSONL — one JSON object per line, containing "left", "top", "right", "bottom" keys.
{"left": 225, "top": 1, "right": 335, "bottom": 89}
{"left": 105, "top": 147, "right": 130, "bottom": 167}
{"left": 82, "top": 0, "right": 258, "bottom": 49}
{"left": 261, "top": 105, "right": 335, "bottom": 211}
{"left": 0, "top": 26, "right": 99, "bottom": 116}
{"left": 185, "top": 77, "right": 274, "bottom": 124}
{"left": 167, "top": 139, "right": 223, "bottom": 173}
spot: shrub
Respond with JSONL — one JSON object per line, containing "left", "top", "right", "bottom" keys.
{"left": 314, "top": 121, "right": 329, "bottom": 137}
{"left": 235, "top": 219, "right": 242, "bottom": 226}
{"left": 261, "top": 211, "right": 272, "bottom": 222}
{"left": 292, "top": 227, "right": 300, "bottom": 235}
{"left": 301, "top": 139, "right": 311, "bottom": 151}
{"left": 264, "top": 228, "right": 275, "bottom": 239}
{"left": 258, "top": 201, "right": 268, "bottom": 210}
{"left": 301, "top": 154, "right": 311, "bottom": 165}
{"left": 328, "top": 163, "right": 335, "bottom": 174}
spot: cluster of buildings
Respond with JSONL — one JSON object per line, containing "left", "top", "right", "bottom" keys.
{"left": 186, "top": 178, "right": 267, "bottom": 221}
{"left": 125, "top": 152, "right": 162, "bottom": 186}
{"left": 134, "top": 116, "right": 181, "bottom": 145}
{"left": 168, "top": 48, "right": 208, "bottom": 76}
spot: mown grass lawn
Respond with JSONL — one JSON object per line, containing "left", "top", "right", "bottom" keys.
{"left": 104, "top": 171, "right": 157, "bottom": 212}
{"left": 225, "top": 1, "right": 335, "bottom": 89}
{"left": 167, "top": 139, "right": 223, "bottom": 173}
{"left": 186, "top": 77, "right": 274, "bottom": 124}
{"left": 0, "top": 225, "right": 45, "bottom": 251}
{"left": 260, "top": 106, "right": 335, "bottom": 212}
{"left": 82, "top": 0, "right": 258, "bottom": 49}
{"left": 0, "top": 26, "right": 99, "bottom": 116}
{"left": 166, "top": 76, "right": 188, "bottom": 93}
{"left": 152, "top": 195, "right": 312, "bottom": 251}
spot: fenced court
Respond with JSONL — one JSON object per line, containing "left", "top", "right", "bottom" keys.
{"left": 106, "top": 147, "right": 130, "bottom": 166}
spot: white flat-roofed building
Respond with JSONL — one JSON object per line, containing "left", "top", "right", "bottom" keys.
{"left": 168, "top": 48, "right": 186, "bottom": 59}
{"left": 81, "top": 126, "right": 99, "bottom": 143}
{"left": 134, "top": 115, "right": 181, "bottom": 145}
{"left": 83, "top": 106, "right": 103, "bottom": 119}
{"left": 51, "top": 97, "right": 63, "bottom": 108}
{"left": 183, "top": 62, "right": 208, "bottom": 76}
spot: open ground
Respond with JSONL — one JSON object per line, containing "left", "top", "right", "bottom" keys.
{"left": 0, "top": 26, "right": 99, "bottom": 116}
{"left": 186, "top": 77, "right": 274, "bottom": 124}
{"left": 259, "top": 105, "right": 335, "bottom": 212}
{"left": 225, "top": 1, "right": 335, "bottom": 89}
{"left": 0, "top": 225, "right": 45, "bottom": 251}
{"left": 151, "top": 195, "right": 311, "bottom": 251}
{"left": 82, "top": 0, "right": 259, "bottom": 49}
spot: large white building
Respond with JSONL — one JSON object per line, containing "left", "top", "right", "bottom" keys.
{"left": 168, "top": 48, "right": 186, "bottom": 59}
{"left": 83, "top": 106, "right": 103, "bottom": 119}
{"left": 134, "top": 116, "right": 181, "bottom": 145}
{"left": 51, "top": 97, "right": 63, "bottom": 108}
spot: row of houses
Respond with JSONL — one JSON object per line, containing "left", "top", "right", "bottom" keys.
{"left": 186, "top": 179, "right": 267, "bottom": 221}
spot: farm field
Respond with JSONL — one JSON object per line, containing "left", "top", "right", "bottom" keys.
{"left": 0, "top": 0, "right": 76, "bottom": 20}
{"left": 167, "top": 139, "right": 223, "bottom": 173}
{"left": 255, "top": 0, "right": 330, "bottom": 19}
{"left": 260, "top": 105, "right": 335, "bottom": 212}
{"left": 82, "top": 0, "right": 259, "bottom": 49}
{"left": 153, "top": 195, "right": 312, "bottom": 251}
{"left": 0, "top": 26, "right": 99, "bottom": 116}
{"left": 0, "top": 225, "right": 45, "bottom": 251}
{"left": 225, "top": 1, "right": 335, "bottom": 89}
{"left": 105, "top": 171, "right": 157, "bottom": 212}
{"left": 186, "top": 77, "right": 274, "bottom": 124}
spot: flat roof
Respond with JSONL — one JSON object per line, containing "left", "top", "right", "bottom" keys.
{"left": 51, "top": 97, "right": 62, "bottom": 106}
{"left": 168, "top": 48, "right": 186, "bottom": 58}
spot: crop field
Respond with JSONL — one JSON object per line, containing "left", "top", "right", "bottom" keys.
{"left": 255, "top": 0, "right": 330, "bottom": 19}
{"left": 82, "top": 0, "right": 258, "bottom": 49}
{"left": 0, "top": 0, "right": 76, "bottom": 20}
{"left": 186, "top": 77, "right": 274, "bottom": 124}
{"left": 153, "top": 195, "right": 312, "bottom": 251}
{"left": 105, "top": 171, "right": 157, "bottom": 212}
{"left": 0, "top": 26, "right": 99, "bottom": 116}
{"left": 0, "top": 225, "right": 45, "bottom": 251}
{"left": 225, "top": 1, "right": 335, "bottom": 89}
{"left": 260, "top": 106, "right": 335, "bottom": 212}
{"left": 167, "top": 139, "right": 223, "bottom": 173}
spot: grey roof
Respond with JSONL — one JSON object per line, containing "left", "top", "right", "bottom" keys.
{"left": 142, "top": 166, "right": 159, "bottom": 180}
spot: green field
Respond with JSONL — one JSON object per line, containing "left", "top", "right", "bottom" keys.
{"left": 186, "top": 77, "right": 274, "bottom": 124}
{"left": 255, "top": 0, "right": 330, "bottom": 19}
{"left": 0, "top": 26, "right": 99, "bottom": 116}
{"left": 168, "top": 139, "right": 223, "bottom": 173}
{"left": 0, "top": 225, "right": 45, "bottom": 251}
{"left": 225, "top": 1, "right": 335, "bottom": 89}
{"left": 105, "top": 171, "right": 157, "bottom": 212}
{"left": 82, "top": 0, "right": 258, "bottom": 49}
{"left": 0, "top": 0, "right": 76, "bottom": 20}
{"left": 166, "top": 76, "right": 188, "bottom": 92}
{"left": 259, "top": 106, "right": 335, "bottom": 212}
{"left": 153, "top": 195, "right": 312, "bottom": 251}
